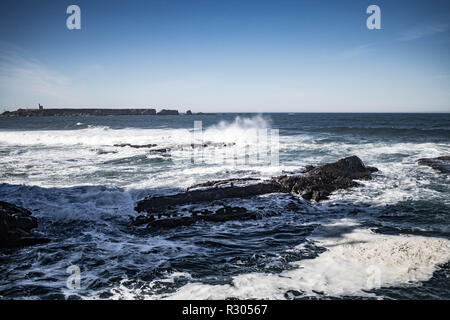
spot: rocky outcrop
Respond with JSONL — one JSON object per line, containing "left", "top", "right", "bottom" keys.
{"left": 135, "top": 156, "right": 378, "bottom": 215}
{"left": 157, "top": 109, "right": 179, "bottom": 115}
{"left": 113, "top": 143, "right": 158, "bottom": 149}
{"left": 418, "top": 156, "right": 450, "bottom": 174}
{"left": 273, "top": 155, "right": 378, "bottom": 201}
{"left": 135, "top": 182, "right": 282, "bottom": 213}
{"left": 186, "top": 177, "right": 259, "bottom": 191}
{"left": 0, "top": 201, "right": 49, "bottom": 249}
{"left": 186, "top": 110, "right": 193, "bottom": 115}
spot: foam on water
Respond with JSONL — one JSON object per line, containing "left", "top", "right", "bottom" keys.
{"left": 0, "top": 114, "right": 449, "bottom": 299}
{"left": 147, "top": 219, "right": 450, "bottom": 300}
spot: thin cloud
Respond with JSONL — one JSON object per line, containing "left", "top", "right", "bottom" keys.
{"left": 0, "top": 42, "right": 77, "bottom": 107}
{"left": 399, "top": 24, "right": 448, "bottom": 41}
{"left": 336, "top": 43, "right": 374, "bottom": 59}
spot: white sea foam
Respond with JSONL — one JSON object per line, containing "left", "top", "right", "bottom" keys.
{"left": 148, "top": 219, "right": 450, "bottom": 299}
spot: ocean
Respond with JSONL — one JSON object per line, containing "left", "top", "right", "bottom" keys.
{"left": 0, "top": 113, "right": 449, "bottom": 299}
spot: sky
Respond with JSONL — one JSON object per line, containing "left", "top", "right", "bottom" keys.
{"left": 0, "top": 0, "right": 449, "bottom": 113}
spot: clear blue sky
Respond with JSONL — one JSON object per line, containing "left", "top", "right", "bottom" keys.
{"left": 0, "top": 0, "right": 449, "bottom": 112}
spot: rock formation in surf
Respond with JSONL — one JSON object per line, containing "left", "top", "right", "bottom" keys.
{"left": 418, "top": 156, "right": 450, "bottom": 174}
{"left": 0, "top": 201, "right": 49, "bottom": 249}
{"left": 133, "top": 155, "right": 378, "bottom": 229}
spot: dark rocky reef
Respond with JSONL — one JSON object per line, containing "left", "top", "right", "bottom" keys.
{"left": 418, "top": 156, "right": 450, "bottom": 174}
{"left": 133, "top": 156, "right": 378, "bottom": 228}
{"left": 273, "top": 155, "right": 378, "bottom": 201}
{"left": 134, "top": 206, "right": 260, "bottom": 229}
{"left": 113, "top": 143, "right": 158, "bottom": 149}
{"left": 157, "top": 109, "right": 179, "bottom": 115}
{"left": 135, "top": 182, "right": 282, "bottom": 213}
{"left": 112, "top": 141, "right": 236, "bottom": 154}
{"left": 1, "top": 108, "right": 157, "bottom": 117}
{"left": 0, "top": 201, "right": 49, "bottom": 249}
{"left": 186, "top": 177, "right": 259, "bottom": 191}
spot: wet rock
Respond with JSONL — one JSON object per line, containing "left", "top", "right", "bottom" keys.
{"left": 0, "top": 201, "right": 49, "bottom": 249}
{"left": 95, "top": 149, "right": 118, "bottom": 155}
{"left": 135, "top": 182, "right": 282, "bottom": 213}
{"left": 135, "top": 156, "right": 378, "bottom": 214}
{"left": 305, "top": 155, "right": 376, "bottom": 180}
{"left": 148, "top": 148, "right": 170, "bottom": 153}
{"left": 418, "top": 156, "right": 450, "bottom": 174}
{"left": 113, "top": 143, "right": 158, "bottom": 149}
{"left": 273, "top": 155, "right": 377, "bottom": 201}
{"left": 133, "top": 215, "right": 150, "bottom": 226}
{"left": 187, "top": 177, "right": 259, "bottom": 191}
{"left": 146, "top": 208, "right": 260, "bottom": 229}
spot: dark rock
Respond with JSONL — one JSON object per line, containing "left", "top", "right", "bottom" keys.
{"left": 418, "top": 156, "right": 450, "bottom": 174}
{"left": 148, "top": 148, "right": 170, "bottom": 153}
{"left": 305, "top": 155, "right": 375, "bottom": 180}
{"left": 273, "top": 155, "right": 376, "bottom": 201}
{"left": 135, "top": 182, "right": 282, "bottom": 213}
{"left": 186, "top": 110, "right": 193, "bottom": 115}
{"left": 146, "top": 209, "right": 260, "bottom": 229}
{"left": 133, "top": 215, "right": 150, "bottom": 226}
{"left": 157, "top": 109, "right": 179, "bottom": 115}
{"left": 0, "top": 201, "right": 49, "bottom": 249}
{"left": 187, "top": 177, "right": 259, "bottom": 191}
{"left": 113, "top": 143, "right": 157, "bottom": 149}
{"left": 135, "top": 156, "right": 378, "bottom": 215}
{"left": 96, "top": 149, "right": 118, "bottom": 155}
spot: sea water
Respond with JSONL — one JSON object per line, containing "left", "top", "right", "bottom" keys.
{"left": 0, "top": 113, "right": 449, "bottom": 299}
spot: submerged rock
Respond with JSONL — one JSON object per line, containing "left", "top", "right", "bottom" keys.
{"left": 418, "top": 156, "right": 450, "bottom": 174}
{"left": 132, "top": 206, "right": 257, "bottom": 229}
{"left": 0, "top": 201, "right": 49, "bottom": 249}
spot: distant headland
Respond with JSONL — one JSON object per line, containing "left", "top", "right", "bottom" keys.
{"left": 0, "top": 106, "right": 207, "bottom": 117}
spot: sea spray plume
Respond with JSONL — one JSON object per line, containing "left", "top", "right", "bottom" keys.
{"left": 204, "top": 115, "right": 272, "bottom": 145}
{"left": 196, "top": 115, "right": 278, "bottom": 166}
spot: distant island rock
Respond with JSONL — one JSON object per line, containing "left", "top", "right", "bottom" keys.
{"left": 186, "top": 110, "right": 193, "bottom": 115}
{"left": 0, "top": 107, "right": 193, "bottom": 117}
{"left": 156, "top": 109, "right": 179, "bottom": 115}
{"left": 1, "top": 108, "right": 158, "bottom": 117}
